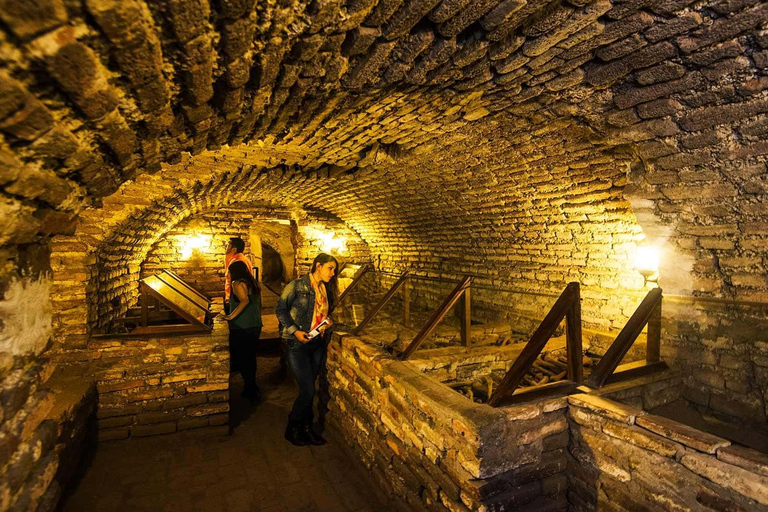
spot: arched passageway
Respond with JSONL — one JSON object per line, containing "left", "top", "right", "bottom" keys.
{"left": 2, "top": 0, "right": 768, "bottom": 509}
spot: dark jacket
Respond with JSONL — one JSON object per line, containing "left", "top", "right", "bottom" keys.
{"left": 275, "top": 275, "right": 334, "bottom": 340}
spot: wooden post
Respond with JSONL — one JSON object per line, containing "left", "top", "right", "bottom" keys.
{"left": 646, "top": 292, "right": 662, "bottom": 363}
{"left": 565, "top": 283, "right": 583, "bottom": 383}
{"left": 141, "top": 285, "right": 148, "bottom": 328}
{"left": 488, "top": 283, "right": 578, "bottom": 406}
{"left": 353, "top": 271, "right": 409, "bottom": 335}
{"left": 460, "top": 287, "right": 471, "bottom": 347}
{"left": 400, "top": 276, "right": 473, "bottom": 360}
{"left": 403, "top": 277, "right": 410, "bottom": 327}
{"left": 586, "top": 287, "right": 663, "bottom": 389}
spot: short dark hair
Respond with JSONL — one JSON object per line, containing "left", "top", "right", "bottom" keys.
{"left": 229, "top": 237, "right": 245, "bottom": 253}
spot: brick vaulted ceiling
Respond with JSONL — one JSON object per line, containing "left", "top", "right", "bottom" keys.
{"left": 1, "top": 0, "right": 768, "bottom": 300}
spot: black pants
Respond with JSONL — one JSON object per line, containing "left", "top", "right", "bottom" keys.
{"left": 285, "top": 336, "right": 327, "bottom": 424}
{"left": 230, "top": 327, "right": 261, "bottom": 393}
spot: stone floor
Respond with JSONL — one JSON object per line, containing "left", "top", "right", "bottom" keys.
{"left": 61, "top": 358, "right": 394, "bottom": 512}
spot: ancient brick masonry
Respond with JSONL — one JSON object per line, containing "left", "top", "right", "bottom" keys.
{"left": 568, "top": 384, "right": 768, "bottom": 511}
{"left": 1, "top": 0, "right": 768, "bottom": 510}
{"left": 326, "top": 333, "right": 570, "bottom": 511}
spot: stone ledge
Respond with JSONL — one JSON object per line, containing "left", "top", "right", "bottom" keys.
{"left": 635, "top": 414, "right": 731, "bottom": 454}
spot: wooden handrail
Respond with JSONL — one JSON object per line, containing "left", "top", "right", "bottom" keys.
{"left": 352, "top": 271, "right": 410, "bottom": 335}
{"left": 400, "top": 276, "right": 473, "bottom": 360}
{"left": 586, "top": 288, "right": 663, "bottom": 389}
{"left": 488, "top": 282, "right": 582, "bottom": 407}
{"left": 336, "top": 264, "right": 370, "bottom": 307}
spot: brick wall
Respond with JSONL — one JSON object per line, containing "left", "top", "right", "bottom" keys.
{"left": 568, "top": 390, "right": 768, "bottom": 511}
{"left": 326, "top": 333, "right": 570, "bottom": 511}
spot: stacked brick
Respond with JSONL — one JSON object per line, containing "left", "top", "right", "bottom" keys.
{"left": 326, "top": 333, "right": 570, "bottom": 511}
{"left": 1, "top": 360, "right": 96, "bottom": 511}
{"left": 90, "top": 326, "right": 230, "bottom": 440}
{"left": 568, "top": 391, "right": 768, "bottom": 511}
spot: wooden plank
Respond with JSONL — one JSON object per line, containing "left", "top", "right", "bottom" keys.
{"left": 336, "top": 264, "right": 370, "bottom": 307}
{"left": 605, "top": 360, "right": 668, "bottom": 384}
{"left": 586, "top": 288, "right": 663, "bottom": 389}
{"left": 400, "top": 276, "right": 473, "bottom": 360}
{"left": 646, "top": 298, "right": 661, "bottom": 364}
{"left": 566, "top": 283, "right": 583, "bottom": 383}
{"left": 353, "top": 271, "right": 409, "bottom": 335}
{"left": 488, "top": 283, "right": 578, "bottom": 406}
{"left": 460, "top": 287, "right": 471, "bottom": 348}
{"left": 493, "top": 381, "right": 577, "bottom": 407}
{"left": 131, "top": 323, "right": 211, "bottom": 335}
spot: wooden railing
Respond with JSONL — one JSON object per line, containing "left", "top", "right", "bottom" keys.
{"left": 352, "top": 271, "right": 410, "bottom": 334}
{"left": 335, "top": 263, "right": 370, "bottom": 308}
{"left": 488, "top": 282, "right": 583, "bottom": 407}
{"left": 399, "top": 276, "right": 473, "bottom": 360}
{"left": 586, "top": 287, "right": 665, "bottom": 389}
{"left": 350, "top": 273, "right": 474, "bottom": 359}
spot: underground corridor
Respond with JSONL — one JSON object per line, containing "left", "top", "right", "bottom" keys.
{"left": 2, "top": 0, "right": 768, "bottom": 510}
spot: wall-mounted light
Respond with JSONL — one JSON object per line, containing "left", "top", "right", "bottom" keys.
{"left": 179, "top": 234, "right": 212, "bottom": 259}
{"left": 305, "top": 227, "right": 347, "bottom": 255}
{"left": 635, "top": 246, "right": 660, "bottom": 286}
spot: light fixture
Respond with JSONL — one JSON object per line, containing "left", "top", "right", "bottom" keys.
{"left": 635, "top": 245, "right": 660, "bottom": 286}
{"left": 306, "top": 227, "right": 347, "bottom": 255}
{"left": 179, "top": 234, "right": 212, "bottom": 259}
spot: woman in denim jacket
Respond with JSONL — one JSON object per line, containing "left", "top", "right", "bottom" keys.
{"left": 276, "top": 253, "right": 338, "bottom": 446}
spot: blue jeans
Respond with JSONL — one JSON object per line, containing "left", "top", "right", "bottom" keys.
{"left": 285, "top": 336, "right": 327, "bottom": 424}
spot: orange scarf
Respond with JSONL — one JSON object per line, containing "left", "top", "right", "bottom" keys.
{"left": 310, "top": 274, "right": 328, "bottom": 330}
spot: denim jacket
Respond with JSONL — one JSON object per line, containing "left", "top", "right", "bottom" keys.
{"left": 275, "top": 275, "right": 334, "bottom": 340}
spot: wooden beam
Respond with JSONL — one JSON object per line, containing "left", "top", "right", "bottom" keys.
{"left": 586, "top": 288, "right": 663, "bottom": 389}
{"left": 646, "top": 297, "right": 662, "bottom": 364}
{"left": 566, "top": 283, "right": 583, "bottom": 383}
{"left": 488, "top": 283, "right": 578, "bottom": 407}
{"left": 141, "top": 285, "right": 148, "bottom": 328}
{"left": 353, "top": 271, "right": 409, "bottom": 335}
{"left": 605, "top": 360, "right": 668, "bottom": 384}
{"left": 402, "top": 277, "right": 411, "bottom": 327}
{"left": 492, "top": 380, "right": 577, "bottom": 407}
{"left": 460, "top": 286, "right": 471, "bottom": 348}
{"left": 400, "top": 276, "right": 473, "bottom": 360}
{"left": 336, "top": 264, "right": 370, "bottom": 307}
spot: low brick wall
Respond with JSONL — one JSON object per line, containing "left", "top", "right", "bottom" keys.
{"left": 51, "top": 319, "right": 230, "bottom": 440}
{"left": 1, "top": 359, "right": 97, "bottom": 512}
{"left": 93, "top": 321, "right": 230, "bottom": 440}
{"left": 568, "top": 392, "right": 768, "bottom": 511}
{"left": 326, "top": 333, "right": 570, "bottom": 511}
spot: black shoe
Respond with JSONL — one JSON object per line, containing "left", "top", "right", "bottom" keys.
{"left": 285, "top": 422, "right": 308, "bottom": 446}
{"left": 303, "top": 423, "right": 327, "bottom": 446}
{"left": 240, "top": 386, "right": 261, "bottom": 404}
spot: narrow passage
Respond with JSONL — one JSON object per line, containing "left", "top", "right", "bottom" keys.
{"left": 62, "top": 357, "right": 393, "bottom": 512}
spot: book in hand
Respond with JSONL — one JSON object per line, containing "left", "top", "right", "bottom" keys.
{"left": 307, "top": 318, "right": 331, "bottom": 340}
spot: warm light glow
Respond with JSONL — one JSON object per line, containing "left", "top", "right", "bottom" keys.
{"left": 179, "top": 234, "right": 212, "bottom": 259}
{"left": 635, "top": 245, "right": 660, "bottom": 284}
{"left": 306, "top": 227, "right": 347, "bottom": 255}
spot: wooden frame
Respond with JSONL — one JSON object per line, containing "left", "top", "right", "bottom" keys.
{"left": 110, "top": 270, "right": 213, "bottom": 336}
{"left": 352, "top": 271, "right": 410, "bottom": 334}
{"left": 399, "top": 276, "right": 473, "bottom": 360}
{"left": 586, "top": 287, "right": 666, "bottom": 389}
{"left": 488, "top": 282, "right": 582, "bottom": 407}
{"left": 336, "top": 264, "right": 370, "bottom": 306}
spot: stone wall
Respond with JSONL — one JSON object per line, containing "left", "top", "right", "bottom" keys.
{"left": 326, "top": 332, "right": 570, "bottom": 511}
{"left": 568, "top": 391, "right": 768, "bottom": 511}
{"left": 1, "top": 359, "right": 97, "bottom": 512}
